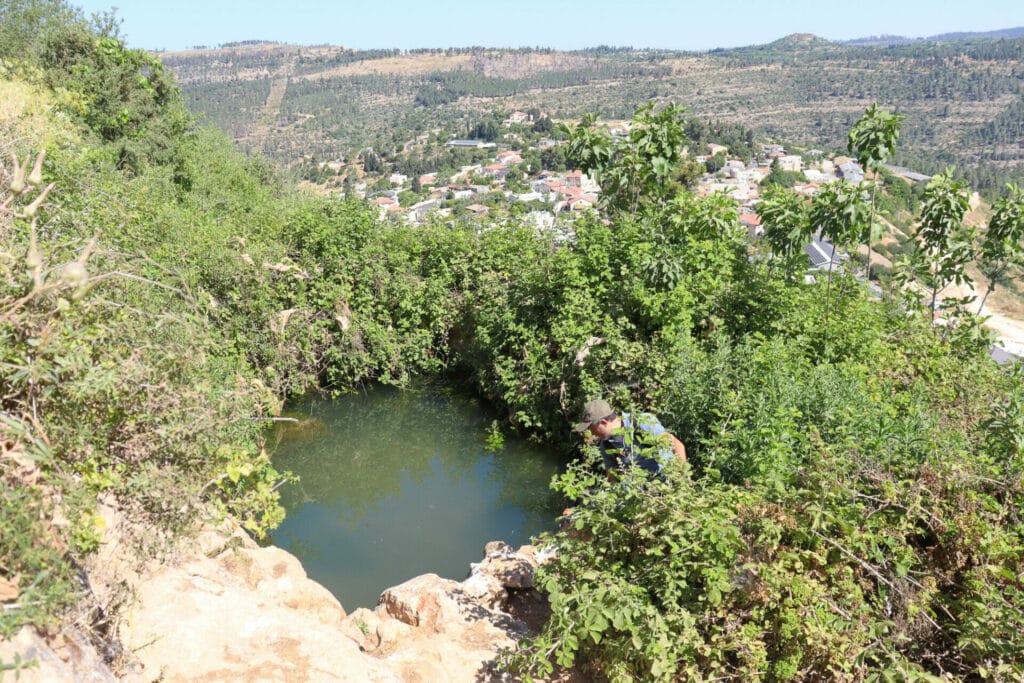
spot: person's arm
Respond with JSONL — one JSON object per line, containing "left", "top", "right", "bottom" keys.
{"left": 601, "top": 441, "right": 620, "bottom": 480}
{"left": 669, "top": 433, "right": 686, "bottom": 463}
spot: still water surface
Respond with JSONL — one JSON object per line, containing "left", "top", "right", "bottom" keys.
{"left": 269, "top": 385, "right": 563, "bottom": 610}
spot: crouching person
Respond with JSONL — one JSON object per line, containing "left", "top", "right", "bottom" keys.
{"left": 573, "top": 399, "right": 686, "bottom": 480}
{"left": 560, "top": 399, "right": 687, "bottom": 526}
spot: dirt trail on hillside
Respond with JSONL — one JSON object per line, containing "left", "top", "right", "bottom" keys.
{"left": 977, "top": 292, "right": 1024, "bottom": 355}
{"left": 945, "top": 277, "right": 1024, "bottom": 355}
{"left": 982, "top": 311, "right": 1024, "bottom": 355}
{"left": 883, "top": 200, "right": 1024, "bottom": 355}
{"left": 261, "top": 57, "right": 293, "bottom": 124}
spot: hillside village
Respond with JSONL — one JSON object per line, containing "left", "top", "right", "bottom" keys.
{"left": 342, "top": 111, "right": 882, "bottom": 260}
{"left": 339, "top": 117, "right": 1024, "bottom": 362}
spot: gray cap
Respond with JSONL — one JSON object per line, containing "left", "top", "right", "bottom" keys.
{"left": 573, "top": 399, "right": 614, "bottom": 432}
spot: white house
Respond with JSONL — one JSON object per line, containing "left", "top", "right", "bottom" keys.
{"left": 503, "top": 111, "right": 530, "bottom": 126}
{"left": 778, "top": 155, "right": 804, "bottom": 173}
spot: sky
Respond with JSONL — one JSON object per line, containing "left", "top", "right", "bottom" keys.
{"left": 69, "top": 0, "right": 1024, "bottom": 53}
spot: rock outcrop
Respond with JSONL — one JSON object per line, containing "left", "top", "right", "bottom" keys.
{"left": 2, "top": 499, "right": 560, "bottom": 682}
{"left": 0, "top": 626, "right": 119, "bottom": 683}
{"left": 119, "top": 533, "right": 552, "bottom": 681}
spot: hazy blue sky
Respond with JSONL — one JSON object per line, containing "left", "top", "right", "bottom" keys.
{"left": 71, "top": 0, "right": 1024, "bottom": 52}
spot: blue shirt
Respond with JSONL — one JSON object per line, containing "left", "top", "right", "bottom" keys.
{"left": 599, "top": 412, "right": 674, "bottom": 475}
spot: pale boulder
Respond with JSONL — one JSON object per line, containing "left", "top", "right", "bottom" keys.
{"left": 118, "top": 546, "right": 394, "bottom": 682}
{"left": 79, "top": 504, "right": 566, "bottom": 683}
{"left": 473, "top": 541, "right": 536, "bottom": 589}
{"left": 0, "top": 626, "right": 122, "bottom": 683}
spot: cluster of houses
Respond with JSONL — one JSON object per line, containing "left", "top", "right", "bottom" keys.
{"left": 341, "top": 124, "right": 1024, "bottom": 362}
{"left": 694, "top": 142, "right": 878, "bottom": 275}
{"left": 698, "top": 142, "right": 867, "bottom": 209}
{"left": 352, "top": 128, "right": 883, "bottom": 266}
{"left": 353, "top": 133, "right": 600, "bottom": 228}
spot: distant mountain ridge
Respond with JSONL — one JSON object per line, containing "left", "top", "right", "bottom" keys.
{"left": 843, "top": 26, "right": 1024, "bottom": 46}
{"left": 163, "top": 30, "right": 1024, "bottom": 196}
{"left": 768, "top": 33, "right": 833, "bottom": 48}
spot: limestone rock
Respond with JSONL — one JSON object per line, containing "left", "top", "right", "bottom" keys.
{"left": 0, "top": 626, "right": 122, "bottom": 683}
{"left": 380, "top": 573, "right": 464, "bottom": 631}
{"left": 84, "top": 496, "right": 151, "bottom": 613}
{"left": 340, "top": 607, "right": 382, "bottom": 650}
{"left": 219, "top": 544, "right": 345, "bottom": 624}
{"left": 373, "top": 572, "right": 528, "bottom": 680}
{"left": 117, "top": 545, "right": 388, "bottom": 681}
{"left": 473, "top": 541, "right": 536, "bottom": 589}
{"left": 373, "top": 616, "right": 414, "bottom": 656}
{"left": 95, "top": 513, "right": 559, "bottom": 683}
{"left": 195, "top": 519, "right": 256, "bottom": 558}
{"left": 461, "top": 568, "right": 507, "bottom": 610}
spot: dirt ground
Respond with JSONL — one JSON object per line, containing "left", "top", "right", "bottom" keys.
{"left": 947, "top": 273, "right": 1024, "bottom": 356}
{"left": 883, "top": 198, "right": 1024, "bottom": 355}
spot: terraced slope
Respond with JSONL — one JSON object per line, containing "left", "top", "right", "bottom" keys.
{"left": 159, "top": 36, "right": 1024, "bottom": 191}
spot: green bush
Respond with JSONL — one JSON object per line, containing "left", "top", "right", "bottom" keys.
{"left": 0, "top": 476, "right": 78, "bottom": 638}
{"left": 502, "top": 323, "right": 1019, "bottom": 680}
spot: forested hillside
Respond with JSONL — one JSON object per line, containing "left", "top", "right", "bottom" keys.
{"left": 162, "top": 36, "right": 1024, "bottom": 194}
{"left": 3, "top": 3, "right": 1024, "bottom": 681}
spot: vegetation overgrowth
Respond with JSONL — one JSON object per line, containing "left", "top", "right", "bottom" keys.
{"left": 2, "top": 3, "right": 1024, "bottom": 681}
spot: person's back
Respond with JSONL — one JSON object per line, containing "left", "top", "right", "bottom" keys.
{"left": 597, "top": 411, "right": 673, "bottom": 475}
{"left": 573, "top": 400, "right": 686, "bottom": 479}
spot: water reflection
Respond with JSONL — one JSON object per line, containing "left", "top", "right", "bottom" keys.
{"left": 269, "top": 385, "right": 562, "bottom": 610}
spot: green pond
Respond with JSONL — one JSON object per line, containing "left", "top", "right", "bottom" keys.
{"left": 269, "top": 385, "right": 563, "bottom": 610}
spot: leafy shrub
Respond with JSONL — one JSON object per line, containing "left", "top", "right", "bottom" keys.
{"left": 0, "top": 472, "right": 78, "bottom": 638}
{"left": 504, "top": 339, "right": 1021, "bottom": 680}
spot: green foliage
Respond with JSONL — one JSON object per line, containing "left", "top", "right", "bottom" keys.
{"left": 532, "top": 115, "right": 554, "bottom": 135}
{"left": 758, "top": 185, "right": 812, "bottom": 275}
{"left": 807, "top": 180, "right": 875, "bottom": 328}
{"left": 467, "top": 116, "right": 499, "bottom": 141}
{"left": 704, "top": 150, "right": 727, "bottom": 174}
{"left": 486, "top": 106, "right": 1022, "bottom": 680}
{"left": 899, "top": 169, "right": 976, "bottom": 315}
{"left": 848, "top": 103, "right": 904, "bottom": 172}
{"left": 564, "top": 103, "right": 689, "bottom": 213}
{"left": 761, "top": 158, "right": 802, "bottom": 189}
{"left": 810, "top": 181, "right": 874, "bottom": 248}
{"left": 504, "top": 323, "right": 1019, "bottom": 681}
{"left": 977, "top": 183, "right": 1024, "bottom": 312}
{"left": 986, "top": 365, "right": 1024, "bottom": 461}
{"left": 360, "top": 148, "right": 383, "bottom": 173}
{"left": 877, "top": 168, "right": 919, "bottom": 216}
{"left": 44, "top": 36, "right": 188, "bottom": 172}
{"left": 207, "top": 446, "right": 294, "bottom": 539}
{"left": 848, "top": 103, "right": 904, "bottom": 280}
{"left": 4, "top": 12, "right": 1024, "bottom": 679}
{"left": 484, "top": 420, "right": 505, "bottom": 451}
{"left": 0, "top": 477, "right": 78, "bottom": 638}
{"left": 0, "top": 0, "right": 96, "bottom": 66}
{"left": 1, "top": 116, "right": 296, "bottom": 631}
